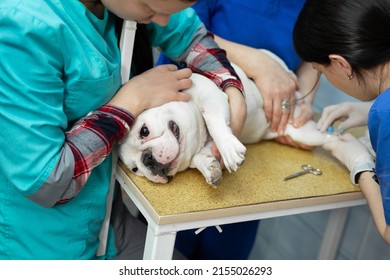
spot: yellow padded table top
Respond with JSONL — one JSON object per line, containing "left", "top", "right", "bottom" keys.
{"left": 118, "top": 140, "right": 363, "bottom": 225}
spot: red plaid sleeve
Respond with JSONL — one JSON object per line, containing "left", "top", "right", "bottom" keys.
{"left": 57, "top": 105, "right": 134, "bottom": 204}
{"left": 186, "top": 32, "right": 244, "bottom": 96}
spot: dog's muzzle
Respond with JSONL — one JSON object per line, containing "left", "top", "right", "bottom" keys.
{"left": 142, "top": 150, "right": 173, "bottom": 181}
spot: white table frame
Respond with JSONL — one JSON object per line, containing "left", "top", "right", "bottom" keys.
{"left": 116, "top": 168, "right": 366, "bottom": 260}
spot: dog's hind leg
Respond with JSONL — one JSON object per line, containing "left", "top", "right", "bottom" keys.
{"left": 190, "top": 142, "right": 222, "bottom": 187}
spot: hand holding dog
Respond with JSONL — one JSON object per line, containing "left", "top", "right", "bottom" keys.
{"left": 276, "top": 98, "right": 315, "bottom": 150}
{"left": 108, "top": 65, "right": 192, "bottom": 116}
{"left": 249, "top": 51, "right": 298, "bottom": 134}
{"left": 275, "top": 61, "right": 318, "bottom": 149}
{"left": 213, "top": 36, "right": 298, "bottom": 136}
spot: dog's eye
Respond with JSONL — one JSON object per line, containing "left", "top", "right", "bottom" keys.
{"left": 139, "top": 124, "right": 149, "bottom": 138}
{"left": 131, "top": 167, "right": 138, "bottom": 173}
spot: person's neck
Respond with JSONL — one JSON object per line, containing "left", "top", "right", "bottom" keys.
{"left": 79, "top": 0, "right": 105, "bottom": 19}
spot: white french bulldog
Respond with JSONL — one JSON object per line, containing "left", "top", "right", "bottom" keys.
{"left": 118, "top": 50, "right": 334, "bottom": 186}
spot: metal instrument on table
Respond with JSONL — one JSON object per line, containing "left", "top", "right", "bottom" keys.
{"left": 284, "top": 164, "right": 322, "bottom": 181}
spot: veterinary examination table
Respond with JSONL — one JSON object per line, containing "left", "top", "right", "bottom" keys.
{"left": 116, "top": 139, "right": 366, "bottom": 260}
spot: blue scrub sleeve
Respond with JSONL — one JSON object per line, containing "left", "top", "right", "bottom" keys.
{"left": 190, "top": 0, "right": 216, "bottom": 29}
{"left": 368, "top": 95, "right": 390, "bottom": 225}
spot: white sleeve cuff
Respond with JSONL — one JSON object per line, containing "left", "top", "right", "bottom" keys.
{"left": 350, "top": 161, "right": 376, "bottom": 185}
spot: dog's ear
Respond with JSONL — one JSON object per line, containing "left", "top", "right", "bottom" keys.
{"left": 130, "top": 165, "right": 139, "bottom": 174}
{"left": 121, "top": 157, "right": 142, "bottom": 175}
{"left": 118, "top": 143, "right": 141, "bottom": 175}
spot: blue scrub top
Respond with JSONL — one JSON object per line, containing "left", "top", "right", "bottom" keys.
{"left": 368, "top": 88, "right": 390, "bottom": 225}
{"left": 160, "top": 0, "right": 306, "bottom": 71}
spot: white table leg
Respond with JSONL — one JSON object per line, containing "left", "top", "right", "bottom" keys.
{"left": 318, "top": 207, "right": 349, "bottom": 259}
{"left": 143, "top": 224, "right": 177, "bottom": 260}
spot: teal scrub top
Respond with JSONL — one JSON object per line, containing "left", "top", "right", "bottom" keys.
{"left": 0, "top": 0, "right": 200, "bottom": 259}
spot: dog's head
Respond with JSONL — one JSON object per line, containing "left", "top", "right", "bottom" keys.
{"left": 118, "top": 100, "right": 207, "bottom": 183}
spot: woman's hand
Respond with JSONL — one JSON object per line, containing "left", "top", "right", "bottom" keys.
{"left": 212, "top": 36, "right": 321, "bottom": 150}
{"left": 108, "top": 64, "right": 192, "bottom": 116}
{"left": 323, "top": 133, "right": 374, "bottom": 183}
{"left": 274, "top": 62, "right": 318, "bottom": 149}
{"left": 250, "top": 53, "right": 298, "bottom": 135}
{"left": 317, "top": 101, "right": 372, "bottom": 133}
{"left": 214, "top": 36, "right": 298, "bottom": 136}
{"left": 275, "top": 93, "right": 315, "bottom": 150}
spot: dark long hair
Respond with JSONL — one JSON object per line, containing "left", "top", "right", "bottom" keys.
{"left": 293, "top": 0, "right": 390, "bottom": 80}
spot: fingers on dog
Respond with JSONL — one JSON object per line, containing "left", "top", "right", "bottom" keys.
{"left": 175, "top": 67, "right": 192, "bottom": 78}
{"left": 271, "top": 96, "right": 290, "bottom": 133}
{"left": 176, "top": 77, "right": 193, "bottom": 91}
{"left": 263, "top": 97, "right": 273, "bottom": 123}
{"left": 173, "top": 68, "right": 193, "bottom": 91}
{"left": 163, "top": 64, "right": 179, "bottom": 71}
{"left": 317, "top": 104, "right": 339, "bottom": 132}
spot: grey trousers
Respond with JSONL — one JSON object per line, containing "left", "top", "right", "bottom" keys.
{"left": 111, "top": 187, "right": 185, "bottom": 260}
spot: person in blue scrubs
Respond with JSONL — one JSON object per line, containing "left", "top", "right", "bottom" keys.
{"left": 160, "top": 0, "right": 320, "bottom": 260}
{"left": 293, "top": 0, "right": 390, "bottom": 246}
{"left": 160, "top": 0, "right": 319, "bottom": 141}
{"left": 0, "top": 0, "right": 246, "bottom": 259}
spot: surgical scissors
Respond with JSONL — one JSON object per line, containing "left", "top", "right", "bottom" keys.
{"left": 284, "top": 164, "right": 322, "bottom": 181}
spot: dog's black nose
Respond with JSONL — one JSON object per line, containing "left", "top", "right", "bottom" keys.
{"left": 142, "top": 151, "right": 156, "bottom": 169}
{"left": 142, "top": 151, "right": 172, "bottom": 179}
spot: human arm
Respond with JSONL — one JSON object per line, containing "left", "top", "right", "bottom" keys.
{"left": 146, "top": 9, "right": 246, "bottom": 139}
{"left": 60, "top": 66, "right": 192, "bottom": 205}
{"left": 214, "top": 35, "right": 318, "bottom": 148}
{"left": 322, "top": 133, "right": 390, "bottom": 245}
{"left": 292, "top": 62, "right": 318, "bottom": 127}
{"left": 108, "top": 65, "right": 191, "bottom": 116}
{"left": 147, "top": 9, "right": 246, "bottom": 167}
{"left": 181, "top": 30, "right": 246, "bottom": 138}
{"left": 0, "top": 11, "right": 191, "bottom": 207}
{"left": 323, "top": 133, "right": 375, "bottom": 185}
{"left": 213, "top": 35, "right": 298, "bottom": 135}
{"left": 317, "top": 101, "right": 372, "bottom": 134}
{"left": 358, "top": 172, "right": 390, "bottom": 246}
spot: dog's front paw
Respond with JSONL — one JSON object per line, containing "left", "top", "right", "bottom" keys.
{"left": 218, "top": 136, "right": 246, "bottom": 173}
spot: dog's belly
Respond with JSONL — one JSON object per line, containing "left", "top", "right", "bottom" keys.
{"left": 232, "top": 64, "right": 271, "bottom": 144}
{"left": 239, "top": 108, "right": 269, "bottom": 144}
{"left": 231, "top": 61, "right": 331, "bottom": 147}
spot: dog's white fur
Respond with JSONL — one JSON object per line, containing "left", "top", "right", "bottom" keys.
{"left": 119, "top": 50, "right": 335, "bottom": 186}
